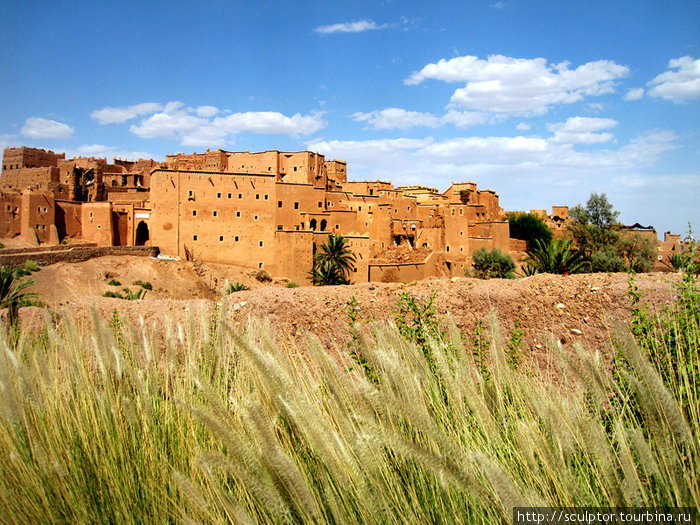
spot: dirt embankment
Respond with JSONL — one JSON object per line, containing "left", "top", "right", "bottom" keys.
{"left": 16, "top": 256, "right": 681, "bottom": 364}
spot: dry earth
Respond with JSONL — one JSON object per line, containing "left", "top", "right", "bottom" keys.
{"left": 14, "top": 255, "right": 682, "bottom": 367}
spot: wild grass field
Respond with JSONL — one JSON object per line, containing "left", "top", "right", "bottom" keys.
{"left": 0, "top": 259, "right": 698, "bottom": 523}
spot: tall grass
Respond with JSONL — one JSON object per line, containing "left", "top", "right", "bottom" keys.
{"left": 0, "top": 271, "right": 698, "bottom": 522}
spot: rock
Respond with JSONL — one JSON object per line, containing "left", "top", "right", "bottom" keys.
{"left": 570, "top": 328, "right": 583, "bottom": 335}
{"left": 556, "top": 303, "right": 566, "bottom": 309}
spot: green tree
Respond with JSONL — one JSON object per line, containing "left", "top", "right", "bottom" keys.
{"left": 310, "top": 234, "right": 356, "bottom": 285}
{"left": 0, "top": 266, "right": 37, "bottom": 327}
{"left": 470, "top": 247, "right": 516, "bottom": 279}
{"left": 618, "top": 233, "right": 657, "bottom": 273}
{"left": 569, "top": 193, "right": 621, "bottom": 260}
{"left": 507, "top": 212, "right": 553, "bottom": 251}
{"left": 527, "top": 238, "right": 589, "bottom": 275}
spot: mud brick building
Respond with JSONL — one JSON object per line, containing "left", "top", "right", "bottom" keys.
{"left": 1, "top": 146, "right": 510, "bottom": 283}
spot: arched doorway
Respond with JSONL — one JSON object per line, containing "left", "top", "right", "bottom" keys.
{"left": 320, "top": 219, "right": 327, "bottom": 231}
{"left": 135, "top": 221, "right": 150, "bottom": 246}
{"left": 310, "top": 218, "right": 317, "bottom": 231}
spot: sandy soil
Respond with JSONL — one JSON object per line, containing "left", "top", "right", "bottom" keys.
{"left": 13, "top": 255, "right": 682, "bottom": 368}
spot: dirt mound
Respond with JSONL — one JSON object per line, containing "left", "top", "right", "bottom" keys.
{"left": 16, "top": 256, "right": 681, "bottom": 367}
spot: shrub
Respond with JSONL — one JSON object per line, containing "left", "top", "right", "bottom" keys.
{"left": 103, "top": 290, "right": 123, "bottom": 299}
{"left": 507, "top": 212, "right": 553, "bottom": 251}
{"left": 286, "top": 282, "right": 299, "bottom": 288}
{"left": 122, "top": 288, "right": 146, "bottom": 300}
{"left": 107, "top": 278, "right": 122, "bottom": 286}
{"left": 527, "top": 238, "right": 589, "bottom": 274}
{"left": 24, "top": 260, "right": 41, "bottom": 273}
{"left": 133, "top": 280, "right": 153, "bottom": 290}
{"left": 0, "top": 266, "right": 37, "bottom": 326}
{"left": 470, "top": 247, "right": 516, "bottom": 279}
{"left": 254, "top": 269, "right": 272, "bottom": 283}
{"left": 590, "top": 245, "right": 626, "bottom": 272}
{"left": 223, "top": 281, "right": 248, "bottom": 294}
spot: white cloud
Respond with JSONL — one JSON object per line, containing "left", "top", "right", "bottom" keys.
{"left": 516, "top": 122, "right": 531, "bottom": 131}
{"left": 647, "top": 56, "right": 700, "bottom": 102}
{"left": 405, "top": 55, "right": 628, "bottom": 116}
{"left": 547, "top": 116, "right": 617, "bottom": 144}
{"left": 314, "top": 20, "right": 387, "bottom": 35}
{"left": 0, "top": 134, "right": 20, "bottom": 151}
{"left": 128, "top": 103, "right": 326, "bottom": 146}
{"left": 441, "top": 110, "right": 492, "bottom": 128}
{"left": 194, "top": 105, "right": 219, "bottom": 118}
{"left": 20, "top": 117, "right": 74, "bottom": 139}
{"left": 91, "top": 103, "right": 163, "bottom": 124}
{"left": 624, "top": 88, "right": 645, "bottom": 101}
{"left": 352, "top": 108, "right": 441, "bottom": 130}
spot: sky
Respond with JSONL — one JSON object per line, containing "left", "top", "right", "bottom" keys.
{"left": 1, "top": 0, "right": 698, "bottom": 237}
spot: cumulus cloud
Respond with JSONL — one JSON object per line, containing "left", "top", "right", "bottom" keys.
{"left": 314, "top": 20, "right": 387, "bottom": 34}
{"left": 128, "top": 103, "right": 326, "bottom": 147}
{"left": 647, "top": 56, "right": 700, "bottom": 102}
{"left": 624, "top": 88, "right": 645, "bottom": 101}
{"left": 547, "top": 116, "right": 617, "bottom": 144}
{"left": 20, "top": 117, "right": 74, "bottom": 139}
{"left": 352, "top": 108, "right": 441, "bottom": 130}
{"left": 516, "top": 122, "right": 531, "bottom": 131}
{"left": 91, "top": 103, "right": 164, "bottom": 124}
{"left": 404, "top": 55, "right": 628, "bottom": 116}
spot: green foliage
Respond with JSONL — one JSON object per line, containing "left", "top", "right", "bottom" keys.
{"left": 254, "top": 269, "right": 272, "bottom": 283}
{"left": 470, "top": 247, "right": 516, "bottom": 279}
{"left": 23, "top": 260, "right": 40, "bottom": 272}
{"left": 526, "top": 238, "right": 589, "bottom": 274}
{"left": 0, "top": 266, "right": 37, "bottom": 327}
{"left": 223, "top": 281, "right": 248, "bottom": 294}
{"left": 286, "top": 282, "right": 299, "bottom": 288}
{"left": 471, "top": 318, "right": 490, "bottom": 380}
{"left": 310, "top": 234, "right": 356, "bottom": 286}
{"left": 122, "top": 288, "right": 147, "bottom": 301}
{"left": 664, "top": 253, "right": 685, "bottom": 272}
{"left": 506, "top": 319, "right": 523, "bottom": 370}
{"left": 107, "top": 278, "right": 121, "bottom": 286}
{"left": 346, "top": 296, "right": 377, "bottom": 384}
{"left": 0, "top": 242, "right": 4, "bottom": 249}
{"left": 507, "top": 212, "right": 553, "bottom": 251}
{"left": 103, "top": 290, "right": 123, "bottom": 299}
{"left": 570, "top": 192, "right": 620, "bottom": 228}
{"left": 618, "top": 234, "right": 657, "bottom": 273}
{"left": 590, "top": 245, "right": 627, "bottom": 272}
{"left": 133, "top": 280, "right": 153, "bottom": 290}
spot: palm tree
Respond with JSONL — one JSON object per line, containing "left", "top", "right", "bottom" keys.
{"left": 310, "top": 235, "right": 356, "bottom": 285}
{"left": 0, "top": 266, "right": 37, "bottom": 326}
{"left": 526, "top": 238, "right": 589, "bottom": 275}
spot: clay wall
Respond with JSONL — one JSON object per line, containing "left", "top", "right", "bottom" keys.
{"left": 274, "top": 231, "right": 314, "bottom": 283}
{"left": 274, "top": 183, "right": 325, "bottom": 231}
{"left": 325, "top": 160, "right": 346, "bottom": 186}
{"left": 20, "top": 191, "right": 55, "bottom": 243}
{"left": 0, "top": 193, "right": 23, "bottom": 238}
{"left": 2, "top": 147, "right": 64, "bottom": 171}
{"left": 55, "top": 201, "right": 83, "bottom": 240}
{"left": 225, "top": 150, "right": 279, "bottom": 175}
{"left": 0, "top": 246, "right": 158, "bottom": 268}
{"left": 0, "top": 166, "right": 60, "bottom": 192}
{"left": 81, "top": 202, "right": 113, "bottom": 246}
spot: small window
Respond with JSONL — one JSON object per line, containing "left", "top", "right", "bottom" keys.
{"left": 188, "top": 190, "right": 193, "bottom": 198}
{"left": 258, "top": 262, "right": 263, "bottom": 269}
{"left": 219, "top": 235, "right": 224, "bottom": 242}
{"left": 264, "top": 194, "right": 269, "bottom": 200}
{"left": 256, "top": 194, "right": 260, "bottom": 200}
{"left": 358, "top": 206, "right": 362, "bottom": 211}
{"left": 293, "top": 166, "right": 297, "bottom": 172}
{"left": 254, "top": 215, "right": 258, "bottom": 220}
{"left": 238, "top": 193, "right": 243, "bottom": 199}
{"left": 318, "top": 202, "right": 322, "bottom": 208}
{"left": 213, "top": 210, "right": 218, "bottom": 217}
{"left": 227, "top": 193, "right": 232, "bottom": 198}
{"left": 217, "top": 192, "right": 222, "bottom": 198}
{"left": 37, "top": 207, "right": 41, "bottom": 213}
{"left": 446, "top": 246, "right": 450, "bottom": 252}
{"left": 192, "top": 210, "right": 197, "bottom": 216}
{"left": 335, "top": 224, "right": 339, "bottom": 230}
{"left": 234, "top": 235, "right": 239, "bottom": 242}
{"left": 459, "top": 208, "right": 463, "bottom": 215}
{"left": 236, "top": 211, "right": 241, "bottom": 217}
{"left": 294, "top": 202, "right": 299, "bottom": 210}
{"left": 278, "top": 201, "right": 283, "bottom": 207}
{"left": 259, "top": 241, "right": 264, "bottom": 247}
{"left": 193, "top": 235, "right": 198, "bottom": 241}
{"left": 277, "top": 225, "right": 283, "bottom": 230}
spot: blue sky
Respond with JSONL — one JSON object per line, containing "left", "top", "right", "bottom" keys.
{"left": 1, "top": 0, "right": 698, "bottom": 237}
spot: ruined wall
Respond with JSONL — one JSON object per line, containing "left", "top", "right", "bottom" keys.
{"left": 2, "top": 147, "right": 64, "bottom": 171}
{"left": 55, "top": 201, "right": 83, "bottom": 240}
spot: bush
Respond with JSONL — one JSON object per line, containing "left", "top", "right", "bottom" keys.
{"left": 107, "top": 278, "right": 122, "bottom": 286}
{"left": 470, "top": 247, "right": 516, "bottom": 279}
{"left": 103, "top": 290, "right": 123, "bottom": 299}
{"left": 526, "top": 238, "right": 589, "bottom": 274}
{"left": 507, "top": 212, "right": 553, "bottom": 251}
{"left": 254, "top": 269, "right": 272, "bottom": 283}
{"left": 133, "top": 280, "right": 153, "bottom": 290}
{"left": 287, "top": 282, "right": 299, "bottom": 288}
{"left": 224, "top": 281, "right": 249, "bottom": 294}
{"left": 591, "top": 245, "right": 626, "bottom": 272}
{"left": 23, "top": 260, "right": 41, "bottom": 273}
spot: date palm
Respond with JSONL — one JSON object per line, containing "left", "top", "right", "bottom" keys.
{"left": 0, "top": 266, "right": 37, "bottom": 326}
{"left": 527, "top": 238, "right": 589, "bottom": 275}
{"left": 310, "top": 234, "right": 356, "bottom": 285}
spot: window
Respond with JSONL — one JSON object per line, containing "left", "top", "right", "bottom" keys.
{"left": 234, "top": 236, "right": 239, "bottom": 242}
{"left": 37, "top": 207, "right": 41, "bottom": 213}
{"left": 228, "top": 193, "right": 232, "bottom": 198}
{"left": 259, "top": 241, "right": 264, "bottom": 247}
{"left": 293, "top": 166, "right": 297, "bottom": 172}
{"left": 254, "top": 215, "right": 258, "bottom": 220}
{"left": 193, "top": 235, "right": 198, "bottom": 241}
{"left": 335, "top": 224, "right": 340, "bottom": 230}
{"left": 238, "top": 193, "right": 243, "bottom": 199}
{"left": 294, "top": 202, "right": 299, "bottom": 210}
{"left": 358, "top": 206, "right": 362, "bottom": 211}
{"left": 459, "top": 208, "right": 463, "bottom": 215}
{"left": 277, "top": 225, "right": 283, "bottom": 230}
{"left": 278, "top": 201, "right": 283, "bottom": 208}
{"left": 192, "top": 210, "right": 197, "bottom": 216}
{"left": 217, "top": 192, "right": 222, "bottom": 198}
{"left": 256, "top": 194, "right": 260, "bottom": 200}
{"left": 213, "top": 210, "right": 218, "bottom": 217}
{"left": 219, "top": 235, "right": 224, "bottom": 242}
{"left": 318, "top": 202, "right": 322, "bottom": 208}
{"left": 258, "top": 262, "right": 263, "bottom": 269}
{"left": 446, "top": 246, "right": 450, "bottom": 252}
{"left": 236, "top": 211, "right": 241, "bottom": 217}
{"left": 188, "top": 190, "right": 193, "bottom": 198}
{"left": 264, "top": 194, "right": 269, "bottom": 200}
